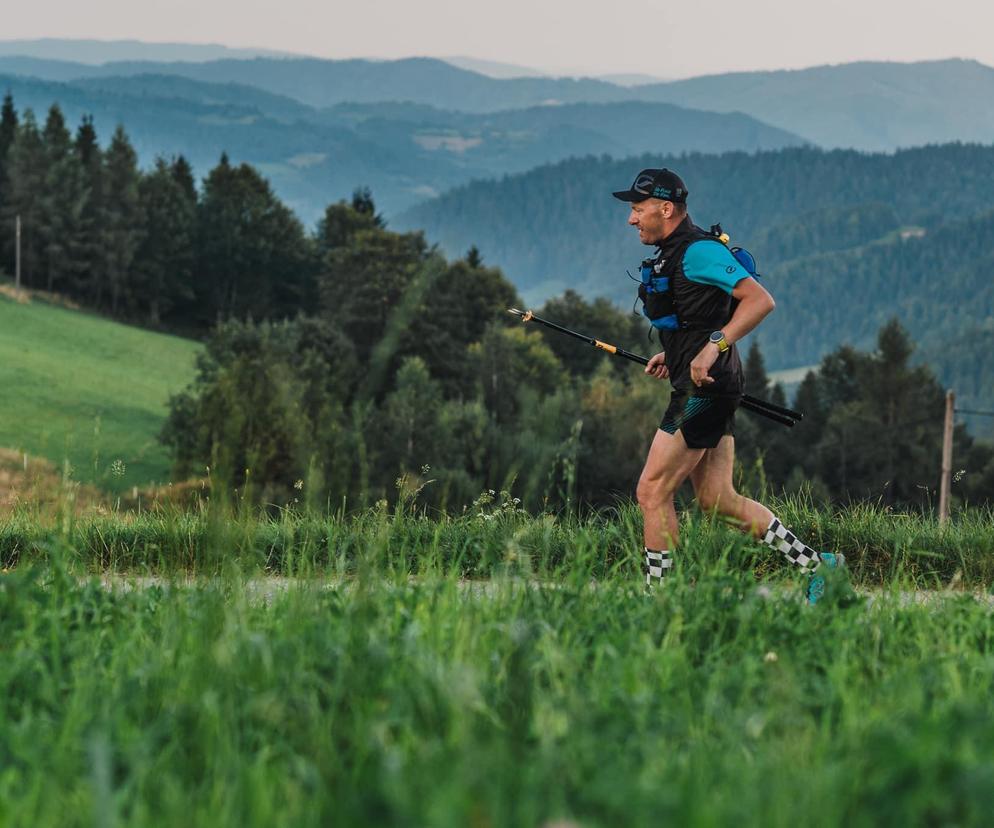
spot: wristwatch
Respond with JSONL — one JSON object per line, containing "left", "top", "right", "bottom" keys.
{"left": 709, "top": 331, "right": 730, "bottom": 353}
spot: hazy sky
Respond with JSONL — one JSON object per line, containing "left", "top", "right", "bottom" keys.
{"left": 7, "top": 0, "right": 994, "bottom": 77}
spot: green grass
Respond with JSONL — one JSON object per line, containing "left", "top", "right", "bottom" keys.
{"left": 2, "top": 498, "right": 993, "bottom": 588}
{"left": 0, "top": 292, "right": 200, "bottom": 492}
{"left": 1, "top": 502, "right": 993, "bottom": 824}
{"left": 1, "top": 542, "right": 993, "bottom": 826}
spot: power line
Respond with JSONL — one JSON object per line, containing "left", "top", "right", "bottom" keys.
{"left": 956, "top": 408, "right": 994, "bottom": 418}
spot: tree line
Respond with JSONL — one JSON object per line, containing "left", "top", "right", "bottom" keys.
{"left": 2, "top": 94, "right": 991, "bottom": 512}
{"left": 161, "top": 196, "right": 994, "bottom": 513}
{"left": 0, "top": 96, "right": 314, "bottom": 332}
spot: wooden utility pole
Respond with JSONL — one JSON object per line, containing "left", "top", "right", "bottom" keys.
{"left": 939, "top": 390, "right": 955, "bottom": 525}
{"left": 15, "top": 214, "right": 21, "bottom": 292}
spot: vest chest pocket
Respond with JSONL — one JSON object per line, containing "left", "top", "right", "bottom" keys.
{"left": 639, "top": 265, "right": 680, "bottom": 330}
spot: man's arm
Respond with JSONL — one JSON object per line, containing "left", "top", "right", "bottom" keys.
{"left": 689, "top": 276, "right": 775, "bottom": 387}
{"left": 722, "top": 276, "right": 776, "bottom": 345}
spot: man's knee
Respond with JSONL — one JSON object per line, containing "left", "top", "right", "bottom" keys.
{"left": 696, "top": 486, "right": 736, "bottom": 514}
{"left": 636, "top": 474, "right": 678, "bottom": 510}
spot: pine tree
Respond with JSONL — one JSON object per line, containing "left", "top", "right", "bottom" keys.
{"left": 74, "top": 115, "right": 103, "bottom": 299}
{"left": 0, "top": 93, "right": 19, "bottom": 270}
{"left": 744, "top": 340, "right": 771, "bottom": 399}
{"left": 0, "top": 93, "right": 16, "bottom": 169}
{"left": 39, "top": 105, "right": 89, "bottom": 293}
{"left": 1, "top": 109, "right": 46, "bottom": 286}
{"left": 135, "top": 157, "right": 196, "bottom": 325}
{"left": 171, "top": 155, "right": 197, "bottom": 203}
{"left": 100, "top": 125, "right": 144, "bottom": 314}
{"left": 196, "top": 154, "right": 312, "bottom": 327}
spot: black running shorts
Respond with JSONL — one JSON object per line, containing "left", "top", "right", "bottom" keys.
{"left": 660, "top": 390, "right": 740, "bottom": 449}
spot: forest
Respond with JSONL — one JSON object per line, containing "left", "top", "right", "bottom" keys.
{"left": 2, "top": 96, "right": 992, "bottom": 511}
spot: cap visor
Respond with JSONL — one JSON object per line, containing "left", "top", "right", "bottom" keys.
{"left": 612, "top": 189, "right": 648, "bottom": 202}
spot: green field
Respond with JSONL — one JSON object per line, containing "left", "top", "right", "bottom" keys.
{"left": 2, "top": 500, "right": 994, "bottom": 826}
{"left": 0, "top": 291, "right": 200, "bottom": 492}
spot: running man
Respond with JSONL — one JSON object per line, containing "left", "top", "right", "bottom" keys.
{"left": 612, "top": 168, "right": 842, "bottom": 603}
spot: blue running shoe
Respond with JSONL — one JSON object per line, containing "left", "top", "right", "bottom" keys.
{"left": 806, "top": 552, "right": 846, "bottom": 605}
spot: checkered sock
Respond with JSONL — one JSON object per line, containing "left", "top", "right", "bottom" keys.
{"left": 645, "top": 547, "right": 672, "bottom": 586}
{"left": 762, "top": 517, "right": 821, "bottom": 573}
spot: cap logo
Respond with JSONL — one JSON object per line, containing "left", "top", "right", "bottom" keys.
{"left": 652, "top": 186, "right": 671, "bottom": 199}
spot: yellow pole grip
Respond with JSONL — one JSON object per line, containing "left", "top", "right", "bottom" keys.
{"left": 594, "top": 340, "right": 617, "bottom": 354}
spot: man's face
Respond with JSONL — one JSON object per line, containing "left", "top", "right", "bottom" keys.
{"left": 628, "top": 199, "right": 672, "bottom": 245}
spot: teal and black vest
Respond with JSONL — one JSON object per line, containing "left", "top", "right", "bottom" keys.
{"left": 637, "top": 220, "right": 757, "bottom": 332}
{"left": 639, "top": 226, "right": 732, "bottom": 332}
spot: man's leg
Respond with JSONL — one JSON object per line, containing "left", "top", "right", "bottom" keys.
{"left": 690, "top": 436, "right": 772, "bottom": 536}
{"left": 636, "top": 429, "right": 706, "bottom": 585}
{"left": 690, "top": 436, "right": 823, "bottom": 573}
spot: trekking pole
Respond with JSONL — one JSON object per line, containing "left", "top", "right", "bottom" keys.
{"left": 508, "top": 308, "right": 803, "bottom": 427}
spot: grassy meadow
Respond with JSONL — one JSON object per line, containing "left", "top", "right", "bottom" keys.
{"left": 2, "top": 497, "right": 994, "bottom": 826}
{"left": 0, "top": 288, "right": 200, "bottom": 493}
{"left": 1, "top": 284, "right": 993, "bottom": 825}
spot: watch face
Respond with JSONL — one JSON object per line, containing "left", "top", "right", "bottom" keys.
{"left": 709, "top": 331, "right": 724, "bottom": 343}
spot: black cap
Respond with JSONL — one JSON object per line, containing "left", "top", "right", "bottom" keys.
{"left": 612, "top": 168, "right": 688, "bottom": 203}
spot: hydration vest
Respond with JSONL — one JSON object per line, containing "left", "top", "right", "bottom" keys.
{"left": 637, "top": 223, "right": 761, "bottom": 332}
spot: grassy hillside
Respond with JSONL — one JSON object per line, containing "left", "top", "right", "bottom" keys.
{"left": 0, "top": 288, "right": 199, "bottom": 492}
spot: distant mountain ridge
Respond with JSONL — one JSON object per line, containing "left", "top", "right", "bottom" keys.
{"left": 0, "top": 38, "right": 297, "bottom": 64}
{"left": 627, "top": 59, "right": 994, "bottom": 150}
{"left": 1, "top": 53, "right": 992, "bottom": 150}
{"left": 441, "top": 56, "right": 547, "bottom": 79}
{"left": 0, "top": 72, "right": 804, "bottom": 218}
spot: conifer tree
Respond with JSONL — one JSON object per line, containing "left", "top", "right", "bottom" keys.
{"left": 100, "top": 125, "right": 144, "bottom": 313}
{"left": 136, "top": 157, "right": 196, "bottom": 325}
{"left": 744, "top": 340, "right": 771, "bottom": 399}
{"left": 0, "top": 93, "right": 16, "bottom": 172}
{"left": 196, "top": 154, "right": 312, "bottom": 327}
{"left": 1, "top": 109, "right": 45, "bottom": 286}
{"left": 39, "top": 105, "right": 89, "bottom": 293}
{"left": 74, "top": 115, "right": 103, "bottom": 298}
{"left": 0, "top": 93, "right": 19, "bottom": 269}
{"left": 171, "top": 155, "right": 197, "bottom": 203}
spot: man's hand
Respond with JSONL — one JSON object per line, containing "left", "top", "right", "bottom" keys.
{"left": 644, "top": 351, "right": 669, "bottom": 380}
{"left": 690, "top": 342, "right": 719, "bottom": 387}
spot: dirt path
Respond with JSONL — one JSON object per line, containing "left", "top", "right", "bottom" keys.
{"left": 90, "top": 574, "right": 994, "bottom": 607}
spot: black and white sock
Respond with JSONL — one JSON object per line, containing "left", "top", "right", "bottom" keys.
{"left": 645, "top": 547, "right": 672, "bottom": 586}
{"left": 762, "top": 517, "right": 821, "bottom": 573}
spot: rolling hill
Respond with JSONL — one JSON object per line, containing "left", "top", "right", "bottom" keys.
{"left": 394, "top": 142, "right": 994, "bottom": 430}
{"left": 627, "top": 59, "right": 994, "bottom": 151}
{"left": 2, "top": 53, "right": 993, "bottom": 150}
{"left": 0, "top": 73, "right": 805, "bottom": 218}
{"left": 0, "top": 285, "right": 200, "bottom": 492}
